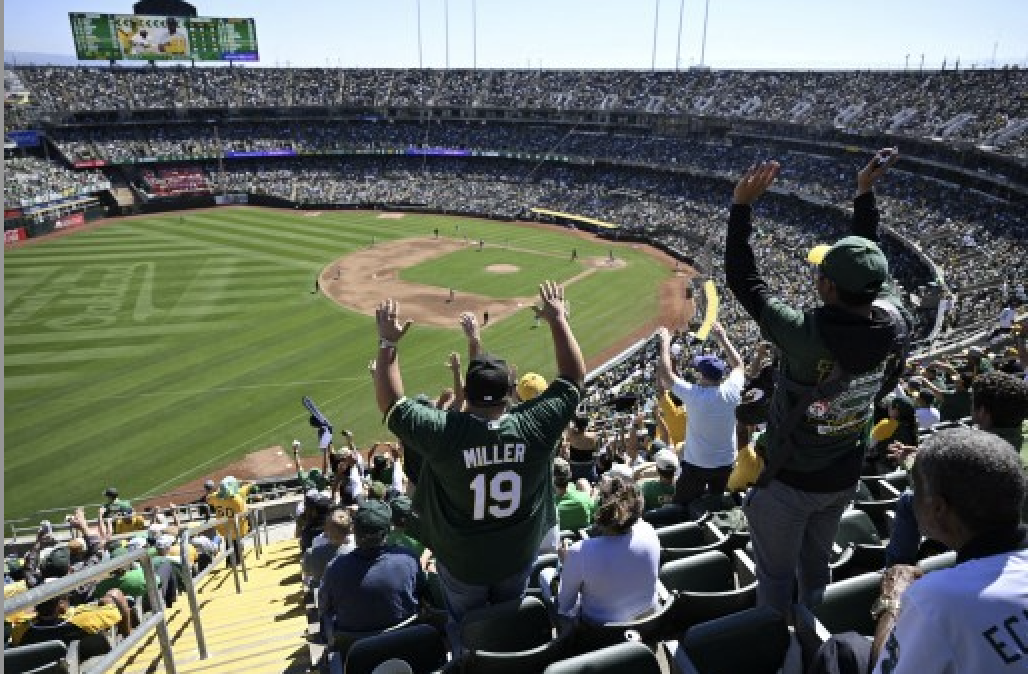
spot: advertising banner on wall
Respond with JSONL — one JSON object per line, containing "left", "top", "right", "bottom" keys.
{"left": 5, "top": 228, "right": 28, "bottom": 243}
{"left": 55, "top": 212, "right": 86, "bottom": 230}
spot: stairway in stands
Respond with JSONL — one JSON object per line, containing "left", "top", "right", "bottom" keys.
{"left": 112, "top": 539, "right": 311, "bottom": 674}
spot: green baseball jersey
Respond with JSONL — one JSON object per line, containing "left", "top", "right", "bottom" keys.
{"left": 639, "top": 479, "right": 676, "bottom": 511}
{"left": 556, "top": 486, "right": 595, "bottom": 530}
{"left": 387, "top": 377, "right": 580, "bottom": 585}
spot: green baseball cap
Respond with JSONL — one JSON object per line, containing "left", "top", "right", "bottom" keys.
{"left": 807, "top": 236, "right": 888, "bottom": 295}
{"left": 354, "top": 500, "right": 392, "bottom": 538}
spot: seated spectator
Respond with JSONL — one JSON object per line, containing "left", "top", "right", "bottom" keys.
{"left": 812, "top": 428, "right": 1027, "bottom": 674}
{"left": 912, "top": 390, "right": 941, "bottom": 429}
{"left": 318, "top": 500, "right": 424, "bottom": 635}
{"left": 385, "top": 495, "right": 430, "bottom": 566}
{"left": 638, "top": 449, "right": 678, "bottom": 512}
{"left": 867, "top": 396, "right": 919, "bottom": 473}
{"left": 92, "top": 547, "right": 149, "bottom": 602}
{"left": 546, "top": 474, "right": 660, "bottom": 627}
{"left": 8, "top": 588, "right": 132, "bottom": 647}
{"left": 918, "top": 370, "right": 973, "bottom": 422}
{"left": 368, "top": 447, "right": 404, "bottom": 495}
{"left": 303, "top": 506, "right": 355, "bottom": 588}
{"left": 553, "top": 457, "right": 595, "bottom": 531}
{"left": 566, "top": 416, "right": 600, "bottom": 483}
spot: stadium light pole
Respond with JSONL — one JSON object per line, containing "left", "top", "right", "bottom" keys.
{"left": 700, "top": 0, "right": 710, "bottom": 67}
{"left": 675, "top": 0, "right": 685, "bottom": 71}
{"left": 905, "top": 54, "right": 909, "bottom": 71}
{"left": 417, "top": 0, "right": 423, "bottom": 69}
{"left": 651, "top": 0, "right": 660, "bottom": 71}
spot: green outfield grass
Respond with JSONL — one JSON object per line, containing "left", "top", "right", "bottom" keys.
{"left": 3, "top": 208, "right": 670, "bottom": 522}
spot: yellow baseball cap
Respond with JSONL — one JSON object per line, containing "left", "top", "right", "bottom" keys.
{"left": 517, "top": 372, "right": 548, "bottom": 401}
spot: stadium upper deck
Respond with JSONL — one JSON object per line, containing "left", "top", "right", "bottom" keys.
{"left": 10, "top": 65, "right": 1028, "bottom": 159}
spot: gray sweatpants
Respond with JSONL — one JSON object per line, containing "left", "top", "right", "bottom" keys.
{"left": 743, "top": 478, "right": 856, "bottom": 615}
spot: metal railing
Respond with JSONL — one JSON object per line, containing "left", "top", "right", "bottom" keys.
{"left": 4, "top": 547, "right": 177, "bottom": 674}
{"left": 6, "top": 509, "right": 269, "bottom": 668}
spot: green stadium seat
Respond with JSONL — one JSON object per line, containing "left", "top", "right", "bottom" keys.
{"left": 658, "top": 549, "right": 757, "bottom": 636}
{"left": 457, "top": 596, "right": 570, "bottom": 674}
{"left": 3, "top": 640, "right": 71, "bottom": 674}
{"left": 343, "top": 624, "right": 447, "bottom": 674}
{"left": 543, "top": 640, "right": 661, "bottom": 674}
{"left": 669, "top": 606, "right": 790, "bottom": 674}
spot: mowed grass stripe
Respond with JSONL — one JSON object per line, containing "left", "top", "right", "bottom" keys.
{"left": 198, "top": 213, "right": 382, "bottom": 251}
{"left": 4, "top": 344, "right": 156, "bottom": 367}
{"left": 142, "top": 220, "right": 327, "bottom": 267}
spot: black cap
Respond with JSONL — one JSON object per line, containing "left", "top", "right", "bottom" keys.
{"left": 464, "top": 355, "right": 510, "bottom": 407}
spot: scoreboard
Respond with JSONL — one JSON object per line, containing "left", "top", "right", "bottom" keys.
{"left": 69, "top": 13, "right": 259, "bottom": 62}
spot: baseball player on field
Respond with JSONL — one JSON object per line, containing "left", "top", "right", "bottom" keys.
{"left": 372, "top": 280, "right": 586, "bottom": 655}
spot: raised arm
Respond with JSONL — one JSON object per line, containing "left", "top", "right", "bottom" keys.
{"left": 710, "top": 321, "right": 743, "bottom": 373}
{"left": 535, "top": 281, "right": 586, "bottom": 387}
{"left": 460, "top": 312, "right": 482, "bottom": 361}
{"left": 448, "top": 351, "right": 465, "bottom": 411}
{"left": 373, "top": 298, "right": 413, "bottom": 415}
{"left": 725, "top": 161, "right": 780, "bottom": 321}
{"left": 654, "top": 327, "right": 681, "bottom": 393}
{"left": 852, "top": 148, "right": 899, "bottom": 242}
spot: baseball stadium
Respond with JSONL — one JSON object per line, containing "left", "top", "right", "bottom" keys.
{"left": 4, "top": 1, "right": 1028, "bottom": 673}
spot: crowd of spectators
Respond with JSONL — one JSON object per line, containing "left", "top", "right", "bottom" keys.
{"left": 13, "top": 65, "right": 1028, "bottom": 156}
{"left": 48, "top": 121, "right": 1026, "bottom": 321}
{"left": 3, "top": 156, "right": 110, "bottom": 208}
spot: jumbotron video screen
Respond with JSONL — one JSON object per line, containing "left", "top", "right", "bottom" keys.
{"left": 68, "top": 13, "right": 259, "bottom": 61}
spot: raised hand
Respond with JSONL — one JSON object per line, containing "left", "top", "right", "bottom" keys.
{"left": 857, "top": 147, "right": 899, "bottom": 193}
{"left": 459, "top": 311, "right": 480, "bottom": 341}
{"left": 533, "top": 281, "right": 567, "bottom": 324}
{"left": 733, "top": 161, "right": 781, "bottom": 206}
{"left": 375, "top": 298, "right": 413, "bottom": 343}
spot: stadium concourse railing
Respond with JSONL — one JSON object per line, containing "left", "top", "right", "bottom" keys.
{"left": 4, "top": 512, "right": 262, "bottom": 672}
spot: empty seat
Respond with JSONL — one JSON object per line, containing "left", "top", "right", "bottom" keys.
{"left": 543, "top": 640, "right": 661, "bottom": 674}
{"left": 830, "top": 509, "right": 886, "bottom": 579}
{"left": 657, "top": 521, "right": 732, "bottom": 565}
{"left": 344, "top": 624, "right": 447, "bottom": 674}
{"left": 670, "top": 606, "right": 790, "bottom": 674}
{"left": 458, "top": 596, "right": 568, "bottom": 674}
{"left": 4, "top": 640, "right": 70, "bottom": 674}
{"left": 813, "top": 570, "right": 884, "bottom": 637}
{"left": 658, "top": 549, "right": 757, "bottom": 635}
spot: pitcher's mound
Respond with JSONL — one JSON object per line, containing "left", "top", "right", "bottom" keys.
{"left": 486, "top": 264, "right": 520, "bottom": 273}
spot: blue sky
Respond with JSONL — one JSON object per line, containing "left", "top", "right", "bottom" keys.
{"left": 4, "top": 0, "right": 1027, "bottom": 69}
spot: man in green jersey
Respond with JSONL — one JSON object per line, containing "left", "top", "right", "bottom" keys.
{"left": 373, "top": 280, "right": 585, "bottom": 652}
{"left": 553, "top": 457, "right": 594, "bottom": 530}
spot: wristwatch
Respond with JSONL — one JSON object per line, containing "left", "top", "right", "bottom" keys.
{"left": 379, "top": 338, "right": 396, "bottom": 349}
{"left": 870, "top": 596, "right": 902, "bottom": 620}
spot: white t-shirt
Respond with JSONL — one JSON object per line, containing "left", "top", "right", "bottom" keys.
{"left": 873, "top": 547, "right": 1028, "bottom": 674}
{"left": 557, "top": 519, "right": 661, "bottom": 624}
{"left": 672, "top": 369, "right": 744, "bottom": 468}
{"left": 998, "top": 307, "right": 1016, "bottom": 329}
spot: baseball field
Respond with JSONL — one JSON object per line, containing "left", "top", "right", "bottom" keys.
{"left": 4, "top": 207, "right": 683, "bottom": 523}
